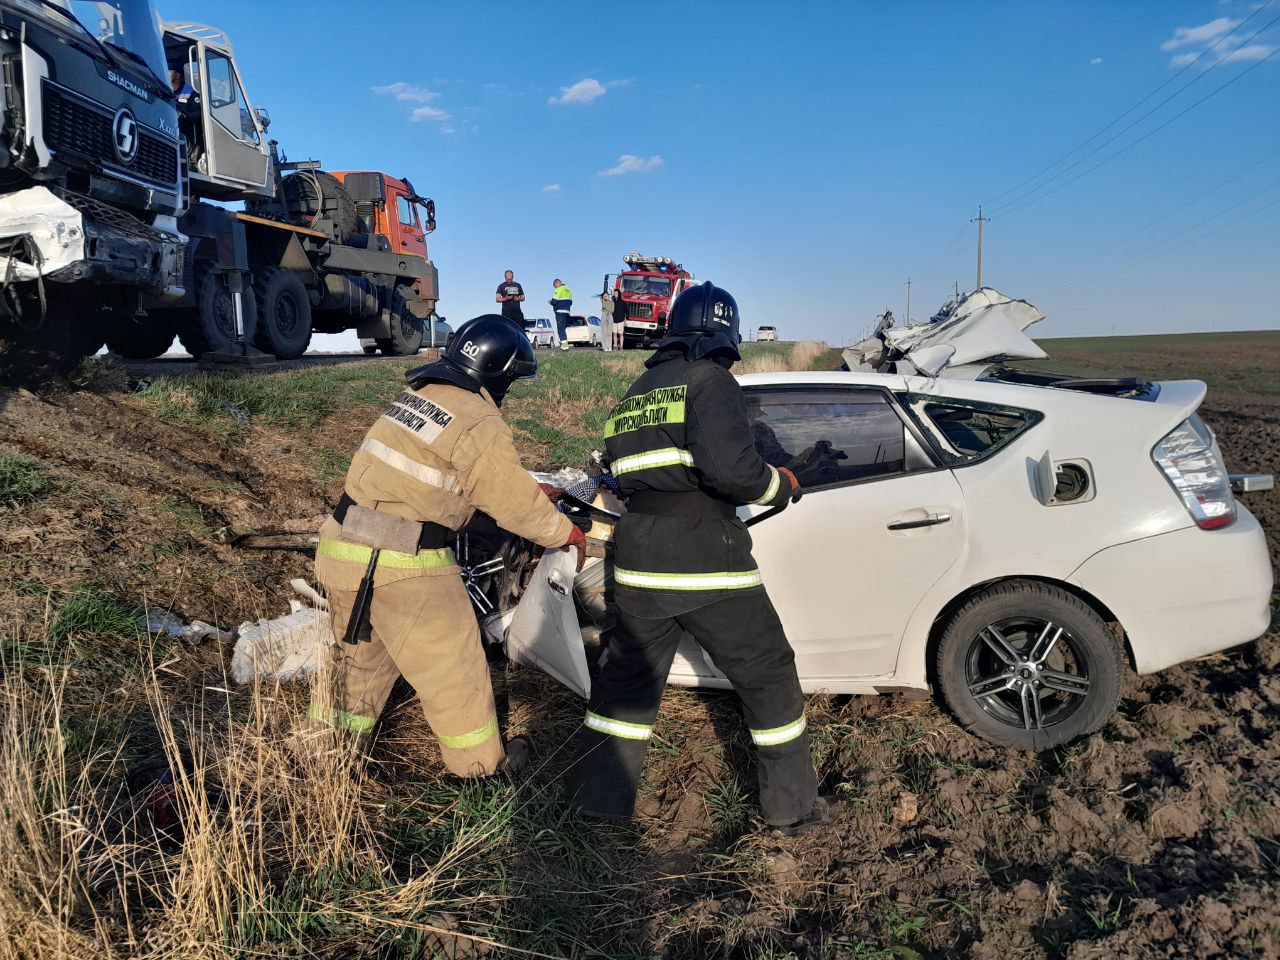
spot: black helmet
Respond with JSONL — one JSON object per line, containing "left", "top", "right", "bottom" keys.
{"left": 416, "top": 314, "right": 536, "bottom": 404}
{"left": 656, "top": 281, "right": 741, "bottom": 361}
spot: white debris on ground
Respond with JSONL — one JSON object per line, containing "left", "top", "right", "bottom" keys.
{"left": 142, "top": 607, "right": 233, "bottom": 643}
{"left": 230, "top": 580, "right": 333, "bottom": 686}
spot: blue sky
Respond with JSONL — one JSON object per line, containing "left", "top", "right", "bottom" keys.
{"left": 166, "top": 0, "right": 1279, "bottom": 348}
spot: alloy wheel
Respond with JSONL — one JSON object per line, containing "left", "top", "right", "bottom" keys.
{"left": 963, "top": 616, "right": 1091, "bottom": 731}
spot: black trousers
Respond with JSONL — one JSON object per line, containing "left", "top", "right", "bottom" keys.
{"left": 566, "top": 590, "right": 819, "bottom": 825}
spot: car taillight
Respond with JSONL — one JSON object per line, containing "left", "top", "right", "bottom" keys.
{"left": 1151, "top": 416, "right": 1236, "bottom": 530}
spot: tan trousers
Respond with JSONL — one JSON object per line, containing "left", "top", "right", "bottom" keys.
{"left": 312, "top": 545, "right": 505, "bottom": 777}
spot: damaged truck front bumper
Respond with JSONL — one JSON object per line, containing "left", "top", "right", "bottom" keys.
{"left": 0, "top": 185, "right": 184, "bottom": 297}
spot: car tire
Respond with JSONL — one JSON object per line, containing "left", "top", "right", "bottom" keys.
{"left": 253, "top": 267, "right": 312, "bottom": 360}
{"left": 376, "top": 285, "right": 425, "bottom": 356}
{"left": 178, "top": 265, "right": 259, "bottom": 358}
{"left": 935, "top": 580, "right": 1123, "bottom": 751}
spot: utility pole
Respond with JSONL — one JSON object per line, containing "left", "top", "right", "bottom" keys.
{"left": 905, "top": 276, "right": 912, "bottom": 325}
{"left": 971, "top": 205, "right": 990, "bottom": 290}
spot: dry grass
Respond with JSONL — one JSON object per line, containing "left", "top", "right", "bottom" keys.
{"left": 0, "top": 626, "right": 510, "bottom": 960}
{"left": 735, "top": 340, "right": 828, "bottom": 375}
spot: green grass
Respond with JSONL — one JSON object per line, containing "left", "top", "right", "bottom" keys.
{"left": 138, "top": 361, "right": 412, "bottom": 429}
{"left": 0, "top": 452, "right": 49, "bottom": 505}
{"left": 47, "top": 588, "right": 140, "bottom": 644}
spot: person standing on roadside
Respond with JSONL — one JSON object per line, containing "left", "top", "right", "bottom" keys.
{"left": 550, "top": 278, "right": 573, "bottom": 348}
{"left": 565, "top": 281, "right": 831, "bottom": 836}
{"left": 611, "top": 287, "right": 626, "bottom": 350}
{"left": 496, "top": 270, "right": 525, "bottom": 325}
{"left": 599, "top": 280, "right": 615, "bottom": 352}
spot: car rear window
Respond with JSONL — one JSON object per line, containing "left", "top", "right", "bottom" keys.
{"left": 745, "top": 387, "right": 935, "bottom": 490}
{"left": 904, "top": 396, "right": 1042, "bottom": 464}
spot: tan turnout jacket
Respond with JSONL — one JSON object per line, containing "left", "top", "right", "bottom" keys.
{"left": 319, "top": 380, "right": 572, "bottom": 589}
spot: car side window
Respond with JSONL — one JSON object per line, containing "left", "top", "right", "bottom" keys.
{"left": 904, "top": 395, "right": 1042, "bottom": 464}
{"left": 744, "top": 387, "right": 934, "bottom": 490}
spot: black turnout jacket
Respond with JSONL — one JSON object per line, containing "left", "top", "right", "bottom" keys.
{"left": 604, "top": 349, "right": 793, "bottom": 617}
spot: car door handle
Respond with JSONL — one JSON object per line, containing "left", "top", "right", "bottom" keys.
{"left": 887, "top": 512, "right": 952, "bottom": 531}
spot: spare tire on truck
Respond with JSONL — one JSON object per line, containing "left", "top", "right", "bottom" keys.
{"left": 279, "top": 171, "right": 357, "bottom": 241}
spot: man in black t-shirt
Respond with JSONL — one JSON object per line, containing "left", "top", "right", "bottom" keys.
{"left": 495, "top": 270, "right": 526, "bottom": 323}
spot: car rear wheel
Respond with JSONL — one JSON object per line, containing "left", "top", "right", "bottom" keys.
{"left": 935, "top": 580, "right": 1123, "bottom": 751}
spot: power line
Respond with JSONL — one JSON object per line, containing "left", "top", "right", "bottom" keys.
{"left": 997, "top": 41, "right": 1280, "bottom": 217}
{"left": 1027, "top": 145, "right": 1280, "bottom": 284}
{"left": 921, "top": 225, "right": 967, "bottom": 281}
{"left": 1056, "top": 186, "right": 1280, "bottom": 290}
{"left": 983, "top": 1, "right": 1276, "bottom": 209}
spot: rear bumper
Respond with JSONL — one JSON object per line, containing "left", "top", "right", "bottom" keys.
{"left": 1069, "top": 505, "right": 1274, "bottom": 674}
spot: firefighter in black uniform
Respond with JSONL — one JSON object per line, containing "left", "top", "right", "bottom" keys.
{"left": 566, "top": 281, "right": 830, "bottom": 835}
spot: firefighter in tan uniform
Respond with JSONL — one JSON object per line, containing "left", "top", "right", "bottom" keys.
{"left": 310, "top": 315, "right": 586, "bottom": 776}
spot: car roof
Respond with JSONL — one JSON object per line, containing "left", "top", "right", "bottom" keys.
{"left": 735, "top": 368, "right": 1198, "bottom": 414}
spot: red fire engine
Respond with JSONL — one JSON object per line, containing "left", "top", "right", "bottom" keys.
{"left": 606, "top": 253, "right": 696, "bottom": 348}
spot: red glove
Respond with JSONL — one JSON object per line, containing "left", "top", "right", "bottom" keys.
{"left": 538, "top": 482, "right": 565, "bottom": 501}
{"left": 779, "top": 467, "right": 802, "bottom": 503}
{"left": 562, "top": 525, "right": 587, "bottom": 571}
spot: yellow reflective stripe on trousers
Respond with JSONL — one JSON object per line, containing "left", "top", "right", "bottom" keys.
{"left": 308, "top": 703, "right": 376, "bottom": 733}
{"left": 317, "top": 537, "right": 455, "bottom": 570}
{"left": 752, "top": 465, "right": 781, "bottom": 505}
{"left": 359, "top": 437, "right": 462, "bottom": 495}
{"left": 611, "top": 447, "right": 695, "bottom": 476}
{"left": 584, "top": 710, "right": 653, "bottom": 740}
{"left": 750, "top": 715, "right": 807, "bottom": 746}
{"left": 437, "top": 715, "right": 498, "bottom": 750}
{"left": 614, "top": 568, "right": 763, "bottom": 591}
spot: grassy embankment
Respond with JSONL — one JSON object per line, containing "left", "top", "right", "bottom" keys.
{"left": 2, "top": 342, "right": 848, "bottom": 959}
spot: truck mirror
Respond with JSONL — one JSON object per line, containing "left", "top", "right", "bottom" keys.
{"left": 255, "top": 107, "right": 271, "bottom": 130}
{"left": 423, "top": 198, "right": 436, "bottom": 233}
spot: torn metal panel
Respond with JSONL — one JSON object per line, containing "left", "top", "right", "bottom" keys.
{"left": 504, "top": 549, "right": 592, "bottom": 698}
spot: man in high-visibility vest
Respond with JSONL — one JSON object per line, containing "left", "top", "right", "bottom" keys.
{"left": 565, "top": 281, "right": 830, "bottom": 835}
{"left": 308, "top": 315, "right": 586, "bottom": 775}
{"left": 550, "top": 278, "right": 572, "bottom": 349}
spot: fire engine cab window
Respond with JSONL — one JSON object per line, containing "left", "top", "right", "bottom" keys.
{"left": 745, "top": 388, "right": 918, "bottom": 489}
{"left": 205, "top": 53, "right": 257, "bottom": 144}
{"left": 397, "top": 195, "right": 418, "bottom": 227}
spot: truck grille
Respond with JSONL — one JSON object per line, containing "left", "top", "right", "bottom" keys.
{"left": 42, "top": 83, "right": 179, "bottom": 190}
{"left": 625, "top": 301, "right": 655, "bottom": 320}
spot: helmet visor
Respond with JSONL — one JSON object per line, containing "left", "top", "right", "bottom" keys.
{"left": 504, "top": 354, "right": 538, "bottom": 382}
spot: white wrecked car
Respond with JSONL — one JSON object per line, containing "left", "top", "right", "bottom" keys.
{"left": 460, "top": 291, "right": 1274, "bottom": 751}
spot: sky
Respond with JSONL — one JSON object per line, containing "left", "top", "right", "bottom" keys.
{"left": 164, "top": 0, "right": 1280, "bottom": 349}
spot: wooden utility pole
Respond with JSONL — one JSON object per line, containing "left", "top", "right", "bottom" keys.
{"left": 971, "top": 206, "right": 990, "bottom": 289}
{"left": 905, "top": 277, "right": 912, "bottom": 324}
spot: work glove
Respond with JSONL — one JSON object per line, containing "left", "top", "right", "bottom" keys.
{"left": 537, "top": 482, "right": 565, "bottom": 501}
{"left": 562, "top": 524, "right": 587, "bottom": 571}
{"left": 779, "top": 466, "right": 802, "bottom": 504}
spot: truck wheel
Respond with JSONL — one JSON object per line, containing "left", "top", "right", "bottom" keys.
{"left": 104, "top": 314, "right": 178, "bottom": 359}
{"left": 934, "top": 580, "right": 1124, "bottom": 752}
{"left": 179, "top": 267, "right": 258, "bottom": 358}
{"left": 376, "top": 285, "right": 424, "bottom": 356}
{"left": 253, "top": 267, "right": 312, "bottom": 360}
